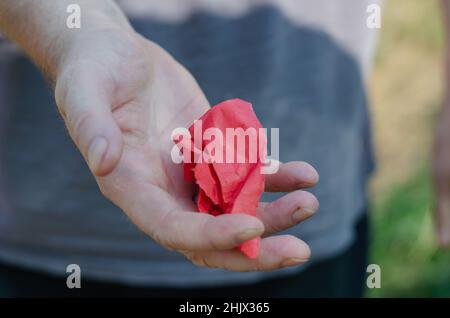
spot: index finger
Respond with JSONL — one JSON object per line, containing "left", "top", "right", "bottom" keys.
{"left": 108, "top": 180, "right": 265, "bottom": 252}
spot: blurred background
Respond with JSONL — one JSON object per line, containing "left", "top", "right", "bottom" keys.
{"left": 368, "top": 0, "right": 450, "bottom": 297}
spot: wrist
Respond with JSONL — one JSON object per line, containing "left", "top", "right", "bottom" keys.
{"left": 56, "top": 6, "right": 136, "bottom": 79}
{"left": 0, "top": 1, "right": 134, "bottom": 82}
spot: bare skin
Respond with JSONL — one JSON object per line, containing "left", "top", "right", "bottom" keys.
{"left": 0, "top": 1, "right": 319, "bottom": 271}
{"left": 434, "top": 0, "right": 450, "bottom": 248}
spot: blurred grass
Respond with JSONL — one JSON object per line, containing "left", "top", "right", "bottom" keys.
{"left": 369, "top": 166, "right": 450, "bottom": 297}
{"left": 368, "top": 0, "right": 450, "bottom": 297}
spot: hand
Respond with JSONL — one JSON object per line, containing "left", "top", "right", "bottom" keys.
{"left": 433, "top": 101, "right": 450, "bottom": 247}
{"left": 55, "top": 28, "right": 319, "bottom": 271}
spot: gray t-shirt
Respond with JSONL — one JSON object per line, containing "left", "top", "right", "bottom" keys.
{"left": 0, "top": 0, "right": 379, "bottom": 286}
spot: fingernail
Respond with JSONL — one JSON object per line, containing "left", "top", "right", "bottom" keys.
{"left": 281, "top": 257, "right": 308, "bottom": 267}
{"left": 292, "top": 208, "right": 316, "bottom": 223}
{"left": 87, "top": 136, "right": 108, "bottom": 173}
{"left": 236, "top": 228, "right": 262, "bottom": 242}
{"left": 304, "top": 168, "right": 319, "bottom": 183}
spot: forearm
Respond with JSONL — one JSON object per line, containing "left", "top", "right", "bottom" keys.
{"left": 0, "top": 0, "right": 132, "bottom": 80}
{"left": 443, "top": 0, "right": 450, "bottom": 94}
{"left": 433, "top": 0, "right": 450, "bottom": 246}
{"left": 441, "top": 0, "right": 450, "bottom": 127}
{"left": 440, "top": 0, "right": 450, "bottom": 142}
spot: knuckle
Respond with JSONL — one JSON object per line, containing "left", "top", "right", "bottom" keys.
{"left": 239, "top": 262, "right": 262, "bottom": 272}
{"left": 97, "top": 183, "right": 109, "bottom": 197}
{"left": 261, "top": 219, "right": 282, "bottom": 236}
{"left": 264, "top": 224, "right": 282, "bottom": 236}
{"left": 70, "top": 111, "right": 92, "bottom": 146}
{"left": 152, "top": 223, "right": 173, "bottom": 249}
{"left": 203, "top": 217, "right": 227, "bottom": 250}
{"left": 251, "top": 263, "right": 264, "bottom": 272}
{"left": 54, "top": 81, "right": 69, "bottom": 118}
{"left": 152, "top": 209, "right": 183, "bottom": 250}
{"left": 96, "top": 174, "right": 124, "bottom": 200}
{"left": 185, "top": 253, "right": 211, "bottom": 268}
{"left": 55, "top": 101, "right": 68, "bottom": 121}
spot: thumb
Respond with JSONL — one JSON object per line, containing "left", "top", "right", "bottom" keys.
{"left": 55, "top": 66, "right": 123, "bottom": 177}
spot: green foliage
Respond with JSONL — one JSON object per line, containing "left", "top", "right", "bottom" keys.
{"left": 369, "top": 166, "right": 450, "bottom": 297}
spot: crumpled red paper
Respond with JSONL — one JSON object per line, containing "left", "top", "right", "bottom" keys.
{"left": 175, "top": 99, "right": 266, "bottom": 258}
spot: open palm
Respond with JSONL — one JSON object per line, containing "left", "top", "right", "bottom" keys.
{"left": 55, "top": 30, "right": 319, "bottom": 271}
